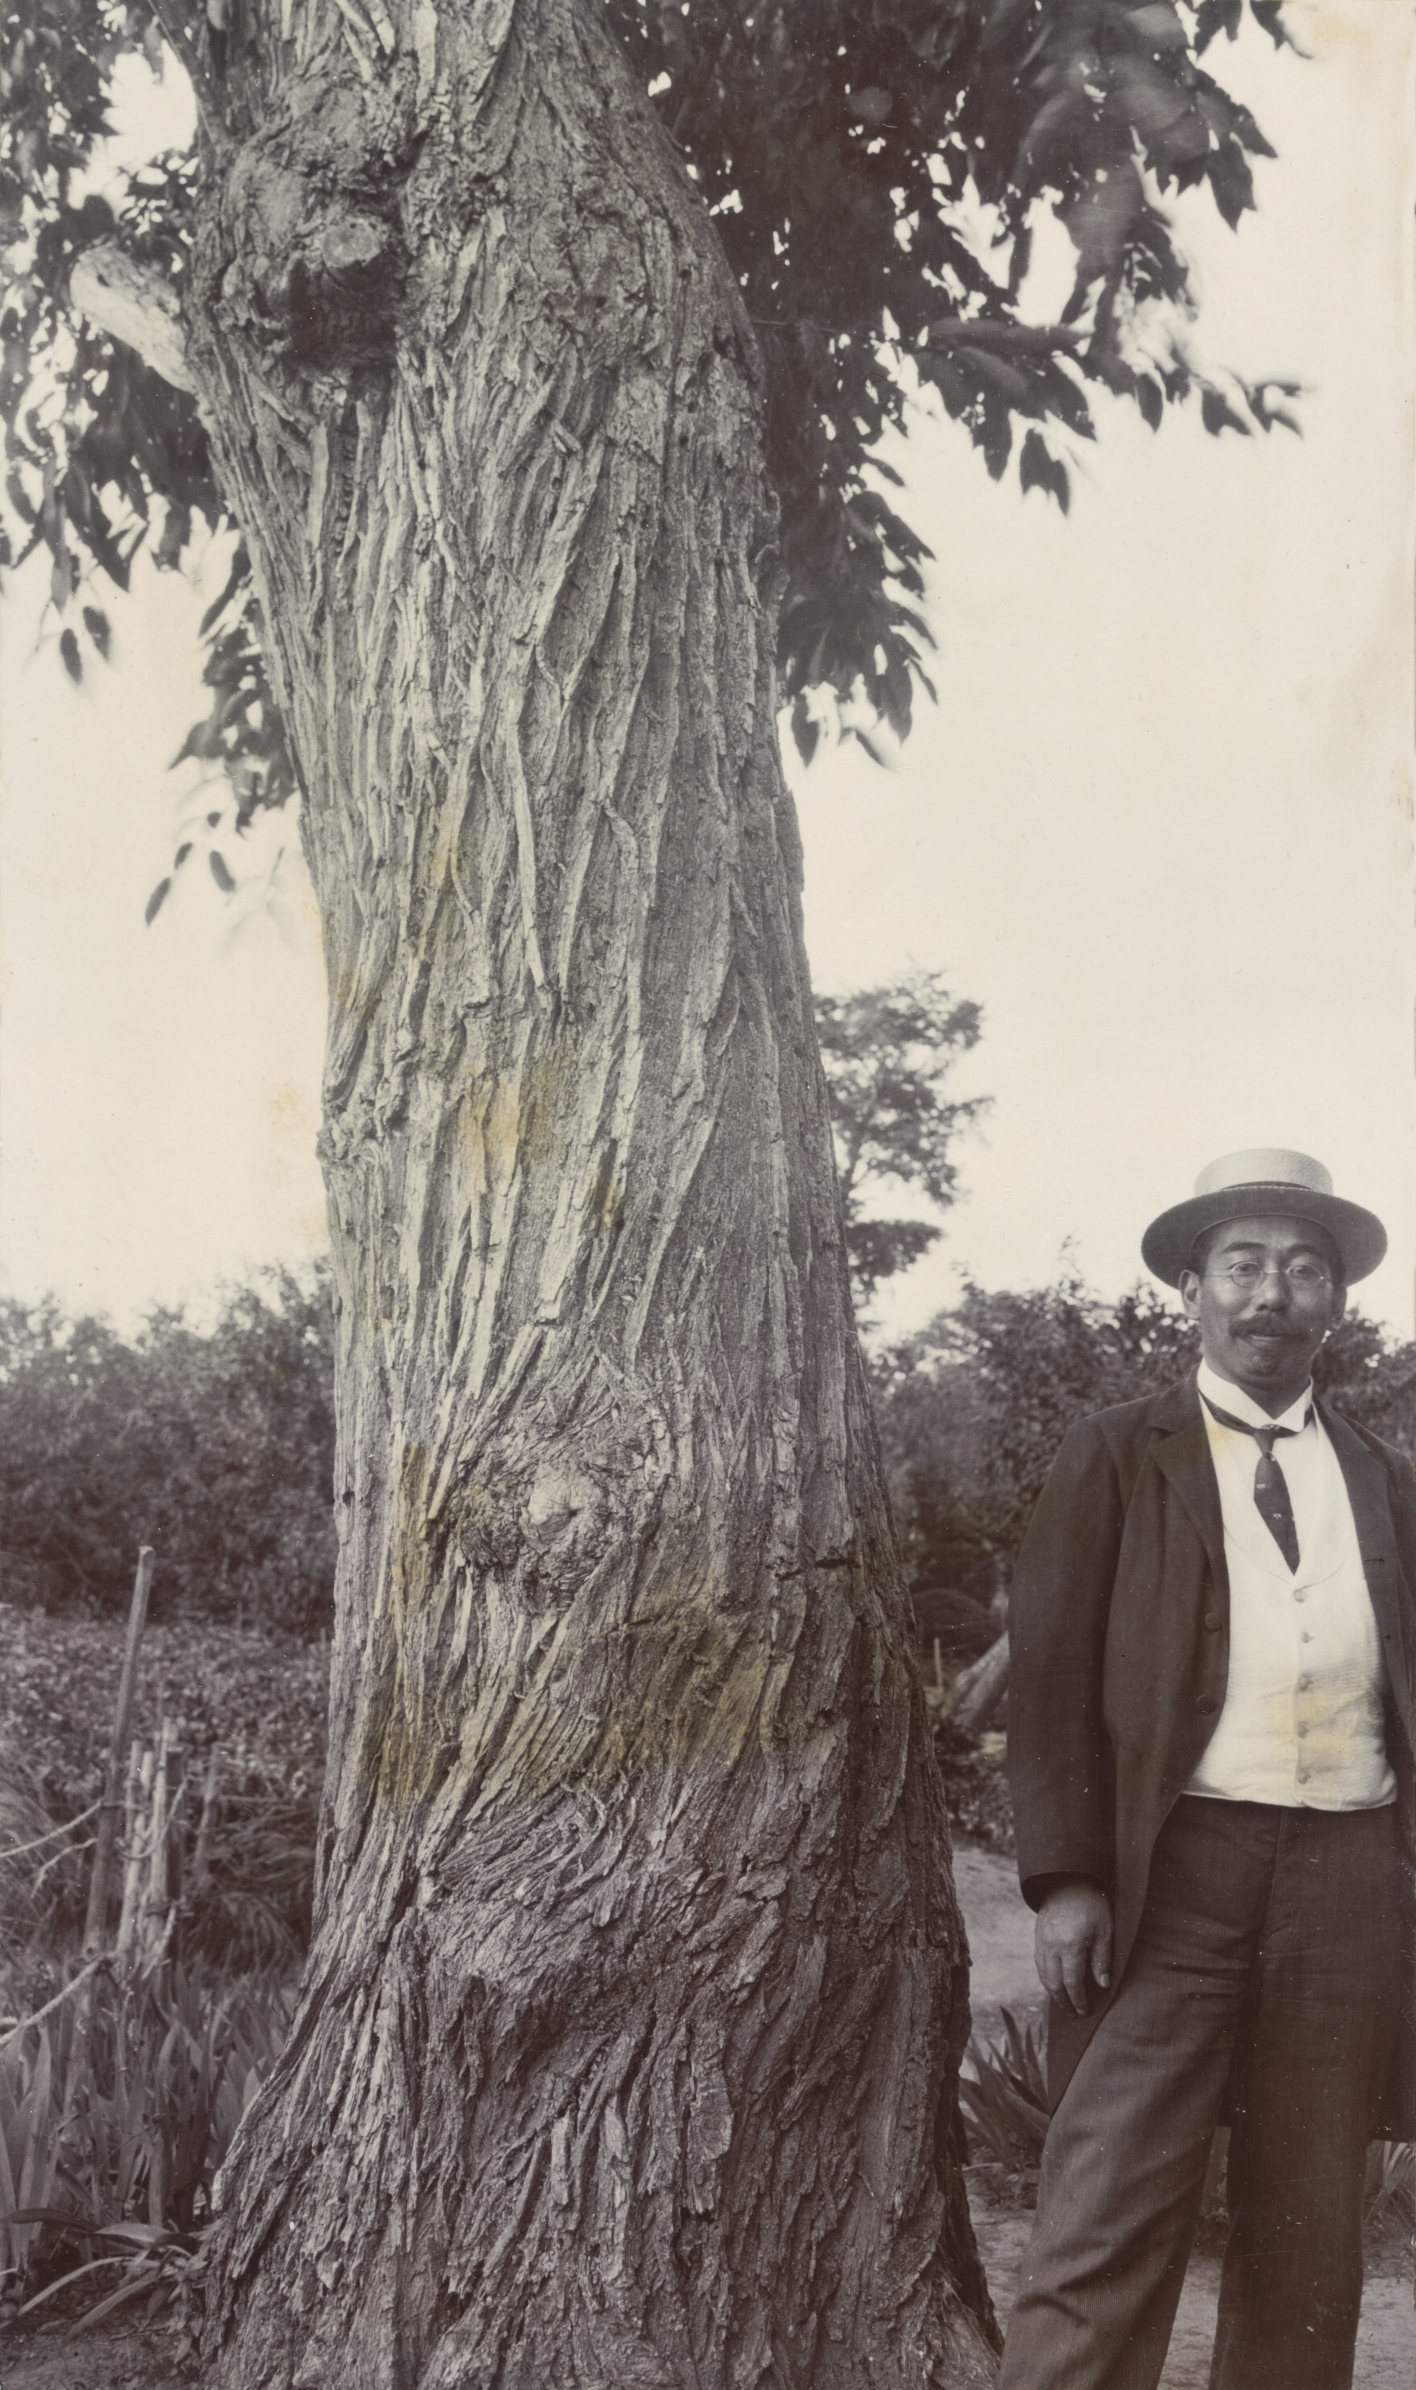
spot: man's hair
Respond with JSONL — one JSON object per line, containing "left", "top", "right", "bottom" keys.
{"left": 1187, "top": 1218, "right": 1345, "bottom": 1288}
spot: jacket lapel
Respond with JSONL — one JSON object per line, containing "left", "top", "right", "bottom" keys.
{"left": 1149, "top": 1373, "right": 1228, "bottom": 1592}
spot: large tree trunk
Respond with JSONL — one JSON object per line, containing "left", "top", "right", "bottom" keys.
{"left": 177, "top": 0, "right": 997, "bottom": 2379}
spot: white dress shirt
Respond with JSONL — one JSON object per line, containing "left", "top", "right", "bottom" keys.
{"left": 1184, "top": 1359, "right": 1395, "bottom": 1809}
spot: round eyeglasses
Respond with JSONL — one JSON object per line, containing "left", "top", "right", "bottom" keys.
{"left": 1209, "top": 1259, "right": 1332, "bottom": 1293}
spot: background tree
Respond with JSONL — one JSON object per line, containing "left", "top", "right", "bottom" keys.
{"left": 0, "top": 1268, "right": 337, "bottom": 1630}
{"left": 816, "top": 971, "right": 988, "bottom": 1306}
{"left": 1, "top": 1, "right": 1303, "bottom": 2382}
{"left": 1312, "top": 1312, "right": 1416, "bottom": 1458}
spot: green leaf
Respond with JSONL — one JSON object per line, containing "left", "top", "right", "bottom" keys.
{"left": 1124, "top": 3, "right": 1188, "bottom": 53}
{"left": 59, "top": 627, "right": 82, "bottom": 681}
{"left": 154, "top": 502, "right": 192, "bottom": 569}
{"left": 209, "top": 851, "right": 236, "bottom": 894}
{"left": 1250, "top": 0, "right": 1296, "bottom": 49}
{"left": 1205, "top": 135, "right": 1257, "bottom": 230}
{"left": 144, "top": 877, "right": 172, "bottom": 925}
{"left": 1062, "top": 165, "right": 1143, "bottom": 292}
{"left": 917, "top": 351, "right": 974, "bottom": 420}
{"left": 15, "top": 2253, "right": 129, "bottom": 2316}
{"left": 1, "top": 2204, "right": 90, "bottom": 2229}
{"left": 1200, "top": 384, "right": 1250, "bottom": 438}
{"left": 198, "top": 548, "right": 249, "bottom": 641}
{"left": 958, "top": 346, "right": 1038, "bottom": 412}
{"left": 6, "top": 470, "right": 37, "bottom": 525}
{"left": 1113, "top": 53, "right": 1195, "bottom": 148}
{"left": 1193, "top": 0, "right": 1243, "bottom": 48}
{"left": 1019, "top": 429, "right": 1069, "bottom": 514}
{"left": 790, "top": 692, "right": 819, "bottom": 766}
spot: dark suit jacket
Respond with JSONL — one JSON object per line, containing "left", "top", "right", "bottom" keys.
{"left": 1007, "top": 1370, "right": 1416, "bottom": 2138}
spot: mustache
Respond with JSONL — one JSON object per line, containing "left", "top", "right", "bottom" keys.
{"left": 1238, "top": 1321, "right": 1306, "bottom": 1342}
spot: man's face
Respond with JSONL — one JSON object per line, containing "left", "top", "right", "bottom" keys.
{"left": 1178, "top": 1213, "right": 1346, "bottom": 1414}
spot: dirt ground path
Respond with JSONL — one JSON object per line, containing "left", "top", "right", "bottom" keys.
{"left": 0, "top": 2318, "right": 186, "bottom": 2387}
{"left": 953, "top": 1840, "right": 1041, "bottom": 2047}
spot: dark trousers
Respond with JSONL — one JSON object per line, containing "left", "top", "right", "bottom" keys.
{"left": 997, "top": 1798, "right": 1403, "bottom": 2390}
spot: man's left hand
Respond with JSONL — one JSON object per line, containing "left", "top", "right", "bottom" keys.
{"left": 1034, "top": 1878, "right": 1113, "bottom": 2016}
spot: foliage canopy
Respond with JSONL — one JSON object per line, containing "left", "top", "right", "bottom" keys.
{"left": 816, "top": 969, "right": 988, "bottom": 1301}
{"left": 2, "top": 0, "right": 1298, "bottom": 907}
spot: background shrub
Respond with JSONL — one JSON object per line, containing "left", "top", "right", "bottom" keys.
{"left": 0, "top": 1266, "right": 336, "bottom": 1633}
{"left": 0, "top": 1615, "right": 328, "bottom": 1822}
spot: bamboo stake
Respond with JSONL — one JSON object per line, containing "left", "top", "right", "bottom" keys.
{"left": 191, "top": 1746, "right": 220, "bottom": 1891}
{"left": 82, "top": 1548, "right": 154, "bottom": 1959}
{"left": 114, "top": 1740, "right": 150, "bottom": 1966}
{"left": 144, "top": 1719, "right": 172, "bottom": 1955}
{"left": 164, "top": 1740, "right": 185, "bottom": 1960}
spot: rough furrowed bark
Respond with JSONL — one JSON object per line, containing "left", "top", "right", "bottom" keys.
{"left": 175, "top": 0, "right": 998, "bottom": 2381}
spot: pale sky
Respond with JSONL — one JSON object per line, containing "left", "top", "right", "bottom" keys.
{"left": 2, "top": 2, "right": 1412, "bottom": 1340}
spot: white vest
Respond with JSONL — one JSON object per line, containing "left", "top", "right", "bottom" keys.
{"left": 1185, "top": 1365, "right": 1395, "bottom": 1810}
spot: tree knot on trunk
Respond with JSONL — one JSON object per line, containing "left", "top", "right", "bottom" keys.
{"left": 213, "top": 102, "right": 411, "bottom": 375}
{"left": 455, "top": 1452, "right": 638, "bottom": 1614}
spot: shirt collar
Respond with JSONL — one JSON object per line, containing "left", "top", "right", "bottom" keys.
{"left": 1197, "top": 1358, "right": 1313, "bottom": 1438}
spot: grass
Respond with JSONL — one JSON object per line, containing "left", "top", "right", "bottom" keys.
{"left": 1, "top": 1957, "right": 289, "bottom": 2338}
{"left": 958, "top": 2005, "right": 1049, "bottom": 2173}
{"left": 1365, "top": 2138, "right": 1415, "bottom": 2230}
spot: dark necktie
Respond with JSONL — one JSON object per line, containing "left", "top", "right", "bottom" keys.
{"left": 1201, "top": 1395, "right": 1309, "bottom": 1573}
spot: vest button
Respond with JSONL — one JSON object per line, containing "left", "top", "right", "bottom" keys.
{"left": 1203, "top": 1610, "right": 1223, "bottom": 1631}
{"left": 1195, "top": 1695, "right": 1218, "bottom": 1715}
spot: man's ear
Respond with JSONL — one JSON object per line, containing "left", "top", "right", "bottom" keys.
{"left": 1178, "top": 1268, "right": 1202, "bottom": 1324}
{"left": 1326, "top": 1286, "right": 1348, "bottom": 1333}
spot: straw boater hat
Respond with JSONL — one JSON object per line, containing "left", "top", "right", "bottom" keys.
{"left": 1142, "top": 1149, "right": 1387, "bottom": 1289}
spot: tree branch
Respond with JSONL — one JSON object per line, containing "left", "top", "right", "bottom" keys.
{"left": 925, "top": 318, "right": 1084, "bottom": 355}
{"left": 69, "top": 245, "right": 194, "bottom": 394}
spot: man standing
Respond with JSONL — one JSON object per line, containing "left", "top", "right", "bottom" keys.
{"left": 998, "top": 1150, "right": 1415, "bottom": 2390}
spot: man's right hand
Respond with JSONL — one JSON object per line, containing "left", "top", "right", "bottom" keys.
{"left": 1034, "top": 1878, "right": 1113, "bottom": 2016}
